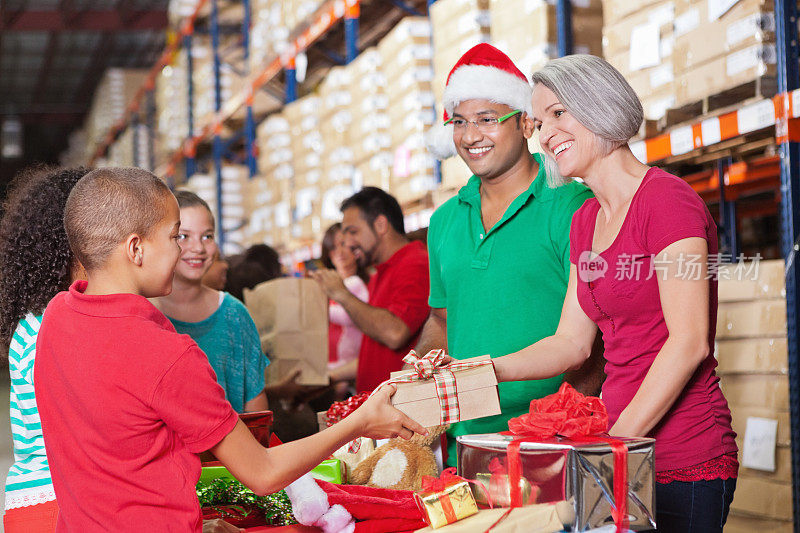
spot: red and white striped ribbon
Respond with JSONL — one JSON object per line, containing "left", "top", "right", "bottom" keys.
{"left": 375, "top": 350, "right": 492, "bottom": 425}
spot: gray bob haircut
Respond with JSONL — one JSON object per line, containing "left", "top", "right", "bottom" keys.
{"left": 531, "top": 54, "right": 643, "bottom": 155}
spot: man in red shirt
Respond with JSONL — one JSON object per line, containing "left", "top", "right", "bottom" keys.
{"left": 312, "top": 187, "right": 430, "bottom": 392}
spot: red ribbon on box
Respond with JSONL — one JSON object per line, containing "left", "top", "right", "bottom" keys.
{"left": 374, "top": 350, "right": 493, "bottom": 425}
{"left": 502, "top": 383, "right": 629, "bottom": 533}
{"left": 417, "top": 468, "right": 465, "bottom": 525}
{"left": 415, "top": 467, "right": 492, "bottom": 528}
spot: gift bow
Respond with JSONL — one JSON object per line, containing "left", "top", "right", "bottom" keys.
{"left": 374, "top": 350, "right": 493, "bottom": 425}
{"left": 416, "top": 467, "right": 492, "bottom": 528}
{"left": 419, "top": 467, "right": 464, "bottom": 493}
{"left": 502, "top": 383, "right": 629, "bottom": 533}
{"left": 403, "top": 349, "right": 449, "bottom": 378}
{"left": 507, "top": 381, "right": 609, "bottom": 439}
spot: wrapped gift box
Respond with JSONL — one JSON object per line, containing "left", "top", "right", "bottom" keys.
{"left": 311, "top": 459, "right": 346, "bottom": 484}
{"left": 457, "top": 434, "right": 656, "bottom": 531}
{"left": 414, "top": 475, "right": 478, "bottom": 529}
{"left": 389, "top": 355, "right": 500, "bottom": 427}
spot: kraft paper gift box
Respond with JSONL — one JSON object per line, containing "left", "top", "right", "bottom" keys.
{"left": 413, "top": 502, "right": 573, "bottom": 533}
{"left": 388, "top": 354, "right": 500, "bottom": 427}
{"left": 244, "top": 277, "right": 329, "bottom": 386}
{"left": 457, "top": 434, "right": 656, "bottom": 531}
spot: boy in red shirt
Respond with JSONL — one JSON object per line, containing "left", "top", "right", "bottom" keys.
{"left": 34, "top": 168, "right": 425, "bottom": 532}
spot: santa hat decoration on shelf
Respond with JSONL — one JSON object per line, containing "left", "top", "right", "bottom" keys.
{"left": 425, "top": 43, "right": 533, "bottom": 160}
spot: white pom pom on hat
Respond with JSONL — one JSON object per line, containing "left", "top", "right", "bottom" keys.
{"left": 426, "top": 43, "right": 533, "bottom": 160}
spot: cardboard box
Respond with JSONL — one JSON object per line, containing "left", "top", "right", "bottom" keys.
{"left": 716, "top": 298, "right": 786, "bottom": 338}
{"left": 730, "top": 475, "right": 792, "bottom": 520}
{"left": 243, "top": 278, "right": 329, "bottom": 386}
{"left": 719, "top": 374, "right": 788, "bottom": 410}
{"left": 440, "top": 156, "right": 472, "bottom": 190}
{"left": 724, "top": 513, "right": 793, "bottom": 533}
{"left": 716, "top": 337, "right": 788, "bottom": 374}
{"left": 601, "top": 1, "right": 675, "bottom": 58}
{"left": 718, "top": 259, "right": 785, "bottom": 301}
{"left": 602, "top": 0, "right": 666, "bottom": 24}
{"left": 390, "top": 355, "right": 500, "bottom": 427}
{"left": 356, "top": 153, "right": 393, "bottom": 190}
{"left": 675, "top": 43, "right": 776, "bottom": 105}
{"left": 378, "top": 17, "right": 432, "bottom": 64}
{"left": 735, "top": 440, "right": 792, "bottom": 482}
{"left": 673, "top": 0, "right": 774, "bottom": 72}
{"left": 430, "top": 0, "right": 490, "bottom": 52}
{"left": 730, "top": 406, "right": 789, "bottom": 446}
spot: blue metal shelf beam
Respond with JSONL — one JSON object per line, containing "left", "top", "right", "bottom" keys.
{"left": 717, "top": 157, "right": 739, "bottom": 258}
{"left": 555, "top": 0, "right": 573, "bottom": 57}
{"left": 184, "top": 33, "right": 196, "bottom": 179}
{"left": 345, "top": 12, "right": 359, "bottom": 63}
{"left": 243, "top": 0, "right": 258, "bottom": 178}
{"left": 211, "top": 0, "right": 225, "bottom": 249}
{"left": 775, "top": 0, "right": 800, "bottom": 530}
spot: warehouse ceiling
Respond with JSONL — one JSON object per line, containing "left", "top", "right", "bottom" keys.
{"left": 0, "top": 0, "right": 169, "bottom": 184}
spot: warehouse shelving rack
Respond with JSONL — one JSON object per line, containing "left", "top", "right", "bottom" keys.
{"left": 629, "top": 1, "right": 800, "bottom": 528}
{"left": 83, "top": 0, "right": 800, "bottom": 527}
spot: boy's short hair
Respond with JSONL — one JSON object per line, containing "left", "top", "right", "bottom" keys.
{"left": 64, "top": 167, "right": 172, "bottom": 271}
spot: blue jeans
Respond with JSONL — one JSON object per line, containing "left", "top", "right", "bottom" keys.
{"left": 651, "top": 478, "right": 736, "bottom": 532}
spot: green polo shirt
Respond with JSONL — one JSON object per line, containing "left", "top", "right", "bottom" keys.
{"left": 427, "top": 153, "right": 592, "bottom": 464}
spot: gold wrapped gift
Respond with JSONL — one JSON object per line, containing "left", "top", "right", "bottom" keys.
{"left": 473, "top": 472, "right": 538, "bottom": 508}
{"left": 414, "top": 477, "right": 478, "bottom": 529}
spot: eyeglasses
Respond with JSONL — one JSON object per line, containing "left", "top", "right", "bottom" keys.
{"left": 444, "top": 110, "right": 522, "bottom": 132}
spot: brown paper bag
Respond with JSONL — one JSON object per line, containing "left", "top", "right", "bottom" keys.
{"left": 244, "top": 277, "right": 329, "bottom": 386}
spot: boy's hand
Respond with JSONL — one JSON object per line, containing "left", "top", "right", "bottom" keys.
{"left": 350, "top": 385, "right": 427, "bottom": 440}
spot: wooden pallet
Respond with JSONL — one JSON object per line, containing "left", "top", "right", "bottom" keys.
{"left": 658, "top": 76, "right": 778, "bottom": 133}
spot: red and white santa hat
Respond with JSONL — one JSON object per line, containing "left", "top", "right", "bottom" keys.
{"left": 426, "top": 43, "right": 533, "bottom": 160}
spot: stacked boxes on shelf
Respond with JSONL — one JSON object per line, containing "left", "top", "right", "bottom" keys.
{"left": 491, "top": 0, "right": 603, "bottom": 81}
{"left": 715, "top": 259, "right": 792, "bottom": 532}
{"left": 156, "top": 53, "right": 192, "bottom": 166}
{"left": 107, "top": 125, "right": 151, "bottom": 169}
{"left": 602, "top": 0, "right": 676, "bottom": 120}
{"left": 250, "top": 0, "right": 291, "bottom": 75}
{"left": 283, "top": 0, "right": 326, "bottom": 31}
{"left": 84, "top": 68, "right": 149, "bottom": 159}
{"left": 257, "top": 111, "right": 295, "bottom": 247}
{"left": 350, "top": 48, "right": 392, "bottom": 193}
{"left": 191, "top": 35, "right": 241, "bottom": 127}
{"left": 378, "top": 17, "right": 438, "bottom": 206}
{"left": 672, "top": 0, "right": 775, "bottom": 107}
{"left": 244, "top": 175, "right": 274, "bottom": 248}
{"left": 430, "top": 0, "right": 490, "bottom": 191}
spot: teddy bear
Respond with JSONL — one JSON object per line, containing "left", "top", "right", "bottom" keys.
{"left": 348, "top": 424, "right": 449, "bottom": 491}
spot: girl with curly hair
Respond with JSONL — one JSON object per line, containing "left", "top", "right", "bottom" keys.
{"left": 0, "top": 166, "right": 89, "bottom": 532}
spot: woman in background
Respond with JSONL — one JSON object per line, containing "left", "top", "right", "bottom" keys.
{"left": 320, "top": 223, "right": 369, "bottom": 393}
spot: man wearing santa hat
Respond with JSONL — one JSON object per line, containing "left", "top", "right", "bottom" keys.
{"left": 418, "top": 43, "right": 604, "bottom": 465}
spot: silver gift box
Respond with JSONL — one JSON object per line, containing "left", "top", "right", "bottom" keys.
{"left": 457, "top": 434, "right": 656, "bottom": 531}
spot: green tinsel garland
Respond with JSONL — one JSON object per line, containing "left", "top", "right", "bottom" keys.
{"left": 197, "top": 478, "right": 297, "bottom": 526}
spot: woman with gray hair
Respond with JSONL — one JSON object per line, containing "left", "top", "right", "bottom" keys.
{"left": 491, "top": 55, "right": 737, "bottom": 532}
